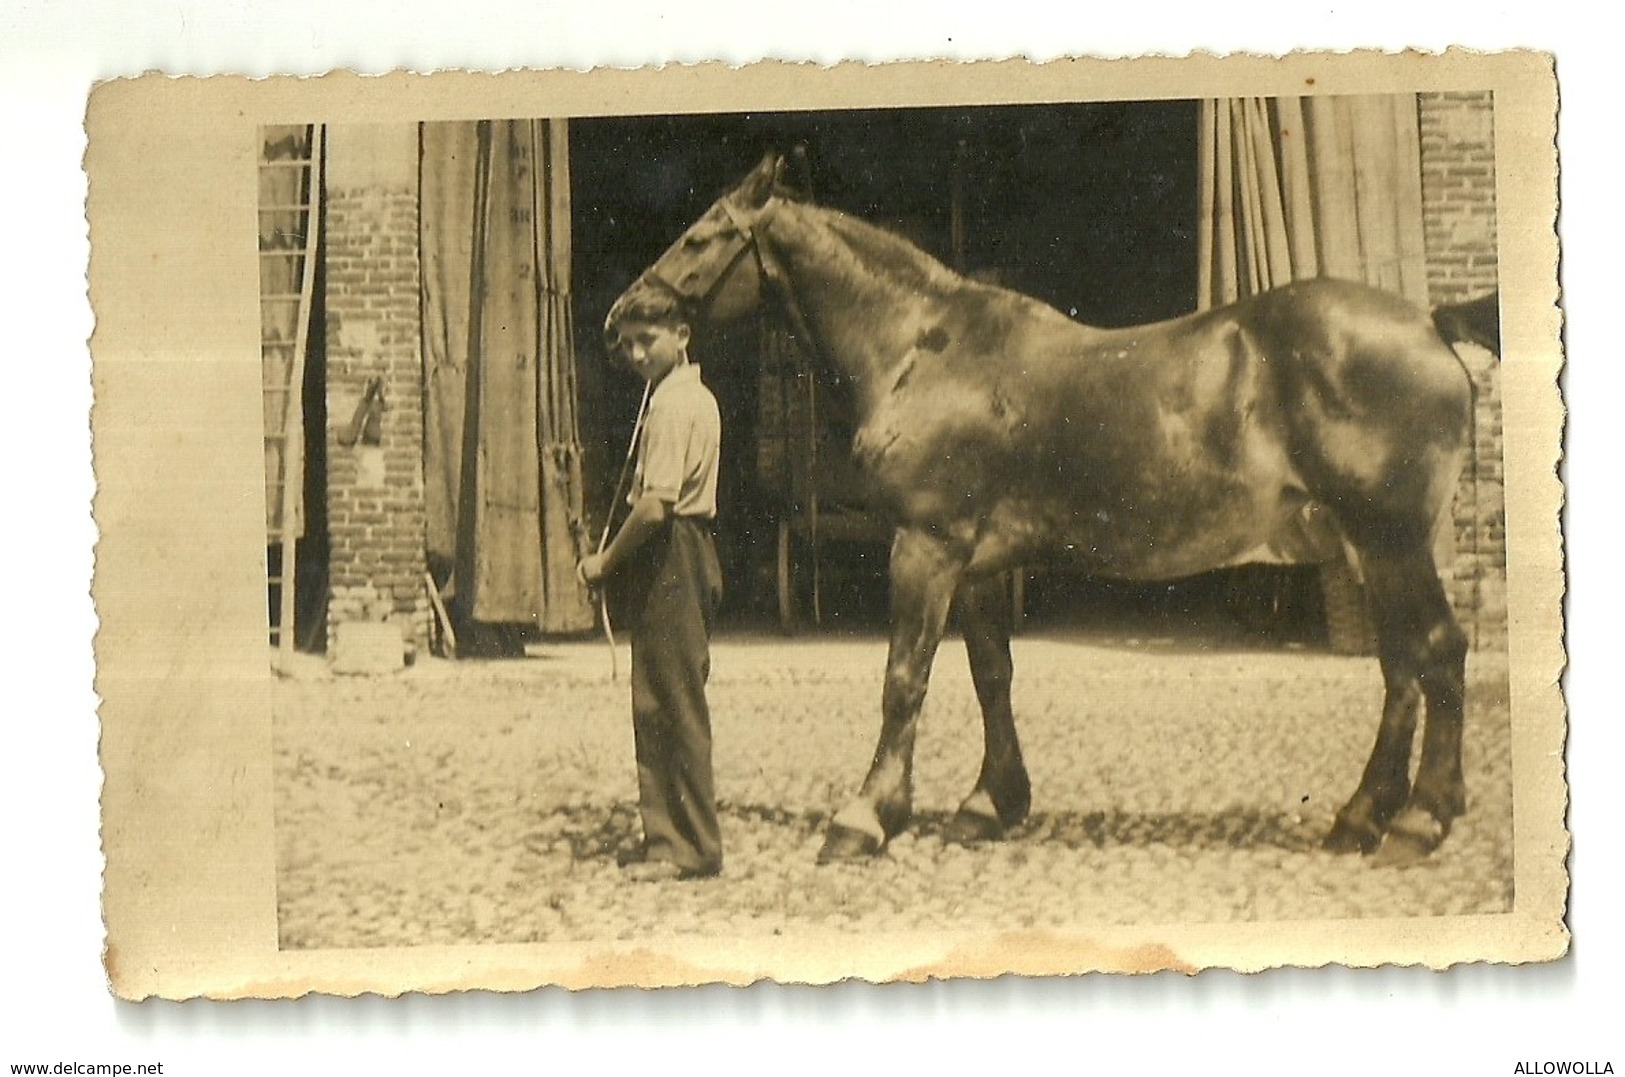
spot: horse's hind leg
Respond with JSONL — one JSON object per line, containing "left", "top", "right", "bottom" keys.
{"left": 945, "top": 572, "right": 1031, "bottom": 844}
{"left": 1375, "top": 557, "right": 1469, "bottom": 865}
{"left": 818, "top": 528, "right": 966, "bottom": 863}
{"left": 1324, "top": 542, "right": 1468, "bottom": 862}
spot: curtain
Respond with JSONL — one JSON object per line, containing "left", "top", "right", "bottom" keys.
{"left": 1198, "top": 95, "right": 1428, "bottom": 309}
{"left": 421, "top": 119, "right": 593, "bottom": 634}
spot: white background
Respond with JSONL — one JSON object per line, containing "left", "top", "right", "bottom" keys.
{"left": 2, "top": 3, "right": 1613, "bottom": 1074}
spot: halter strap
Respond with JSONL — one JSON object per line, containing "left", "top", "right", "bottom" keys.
{"left": 642, "top": 201, "right": 759, "bottom": 307}
{"left": 719, "top": 196, "right": 755, "bottom": 236}
{"left": 618, "top": 196, "right": 823, "bottom": 374}
{"left": 752, "top": 230, "right": 823, "bottom": 374}
{"left": 736, "top": 198, "right": 824, "bottom": 375}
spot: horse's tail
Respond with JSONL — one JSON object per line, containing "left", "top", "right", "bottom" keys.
{"left": 1431, "top": 290, "right": 1501, "bottom": 358}
{"left": 1430, "top": 289, "right": 1498, "bottom": 651}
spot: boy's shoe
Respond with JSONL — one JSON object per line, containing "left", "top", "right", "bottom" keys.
{"left": 615, "top": 845, "right": 654, "bottom": 868}
{"left": 620, "top": 858, "right": 720, "bottom": 882}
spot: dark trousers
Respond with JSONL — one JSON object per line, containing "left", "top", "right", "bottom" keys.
{"left": 620, "top": 517, "right": 724, "bottom": 873}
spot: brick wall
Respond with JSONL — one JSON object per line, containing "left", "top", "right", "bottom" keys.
{"left": 323, "top": 127, "right": 431, "bottom": 653}
{"left": 1419, "top": 91, "right": 1505, "bottom": 648}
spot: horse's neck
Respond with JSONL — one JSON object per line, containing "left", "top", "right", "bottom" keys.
{"left": 767, "top": 204, "right": 961, "bottom": 410}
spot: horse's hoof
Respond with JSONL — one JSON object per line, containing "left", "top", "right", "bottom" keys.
{"left": 1323, "top": 817, "right": 1382, "bottom": 856}
{"left": 817, "top": 824, "right": 883, "bottom": 864}
{"left": 945, "top": 808, "right": 1006, "bottom": 845}
{"left": 1370, "top": 832, "right": 1433, "bottom": 868}
{"left": 1370, "top": 808, "right": 1446, "bottom": 867}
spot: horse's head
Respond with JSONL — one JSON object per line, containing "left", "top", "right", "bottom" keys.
{"left": 605, "top": 153, "right": 790, "bottom": 358}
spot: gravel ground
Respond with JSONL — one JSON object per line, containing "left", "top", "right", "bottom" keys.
{"left": 273, "top": 631, "right": 1513, "bottom": 950}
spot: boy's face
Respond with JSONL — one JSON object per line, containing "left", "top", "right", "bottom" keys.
{"left": 615, "top": 318, "right": 690, "bottom": 384}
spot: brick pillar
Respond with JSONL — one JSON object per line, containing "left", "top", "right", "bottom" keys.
{"left": 1419, "top": 91, "right": 1505, "bottom": 648}
{"left": 323, "top": 125, "right": 432, "bottom": 654}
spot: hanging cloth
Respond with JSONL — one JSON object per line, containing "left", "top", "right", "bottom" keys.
{"left": 420, "top": 119, "right": 593, "bottom": 633}
{"left": 1198, "top": 95, "right": 1429, "bottom": 309}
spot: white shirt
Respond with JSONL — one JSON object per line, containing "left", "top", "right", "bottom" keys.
{"left": 630, "top": 363, "right": 721, "bottom": 519}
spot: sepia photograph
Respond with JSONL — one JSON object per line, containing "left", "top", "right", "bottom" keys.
{"left": 85, "top": 52, "right": 1566, "bottom": 1000}
{"left": 268, "top": 98, "right": 1516, "bottom": 947}
{"left": 13, "top": 0, "right": 1623, "bottom": 1069}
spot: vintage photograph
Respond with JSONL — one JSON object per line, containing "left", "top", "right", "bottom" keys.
{"left": 90, "top": 53, "right": 1566, "bottom": 997}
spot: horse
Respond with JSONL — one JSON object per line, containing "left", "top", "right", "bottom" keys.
{"left": 605, "top": 152, "right": 1480, "bottom": 867}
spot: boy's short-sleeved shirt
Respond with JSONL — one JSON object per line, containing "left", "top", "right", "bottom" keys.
{"left": 631, "top": 363, "right": 721, "bottom": 519}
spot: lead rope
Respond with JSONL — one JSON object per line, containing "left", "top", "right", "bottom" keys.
{"left": 594, "top": 381, "right": 653, "bottom": 682}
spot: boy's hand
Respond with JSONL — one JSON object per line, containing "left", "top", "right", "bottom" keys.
{"left": 577, "top": 553, "right": 607, "bottom": 586}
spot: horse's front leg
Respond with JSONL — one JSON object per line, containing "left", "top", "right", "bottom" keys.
{"left": 945, "top": 570, "right": 1031, "bottom": 844}
{"left": 818, "top": 528, "right": 966, "bottom": 863}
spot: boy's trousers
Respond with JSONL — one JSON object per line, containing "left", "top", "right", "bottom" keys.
{"left": 622, "top": 516, "right": 724, "bottom": 873}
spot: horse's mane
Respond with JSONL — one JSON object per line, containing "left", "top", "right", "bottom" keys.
{"left": 796, "top": 201, "right": 966, "bottom": 299}
{"left": 791, "top": 197, "right": 1100, "bottom": 348}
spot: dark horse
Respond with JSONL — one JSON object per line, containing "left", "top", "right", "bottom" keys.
{"left": 606, "top": 154, "right": 1482, "bottom": 867}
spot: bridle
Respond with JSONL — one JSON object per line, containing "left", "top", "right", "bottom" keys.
{"left": 640, "top": 197, "right": 759, "bottom": 305}
{"left": 612, "top": 193, "right": 824, "bottom": 370}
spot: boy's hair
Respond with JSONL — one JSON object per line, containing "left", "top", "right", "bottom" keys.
{"left": 605, "top": 282, "right": 693, "bottom": 335}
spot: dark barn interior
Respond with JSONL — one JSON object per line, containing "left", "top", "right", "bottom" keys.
{"left": 564, "top": 102, "right": 1325, "bottom": 641}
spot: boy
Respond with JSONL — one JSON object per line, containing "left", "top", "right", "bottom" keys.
{"left": 579, "top": 289, "right": 724, "bottom": 882}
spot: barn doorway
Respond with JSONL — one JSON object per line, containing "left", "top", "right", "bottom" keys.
{"left": 568, "top": 102, "right": 1323, "bottom": 644}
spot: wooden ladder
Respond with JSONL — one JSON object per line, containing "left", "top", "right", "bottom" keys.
{"left": 259, "top": 124, "right": 324, "bottom": 664}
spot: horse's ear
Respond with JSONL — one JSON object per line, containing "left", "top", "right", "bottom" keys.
{"left": 774, "top": 146, "right": 814, "bottom": 201}
{"left": 735, "top": 152, "right": 780, "bottom": 209}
